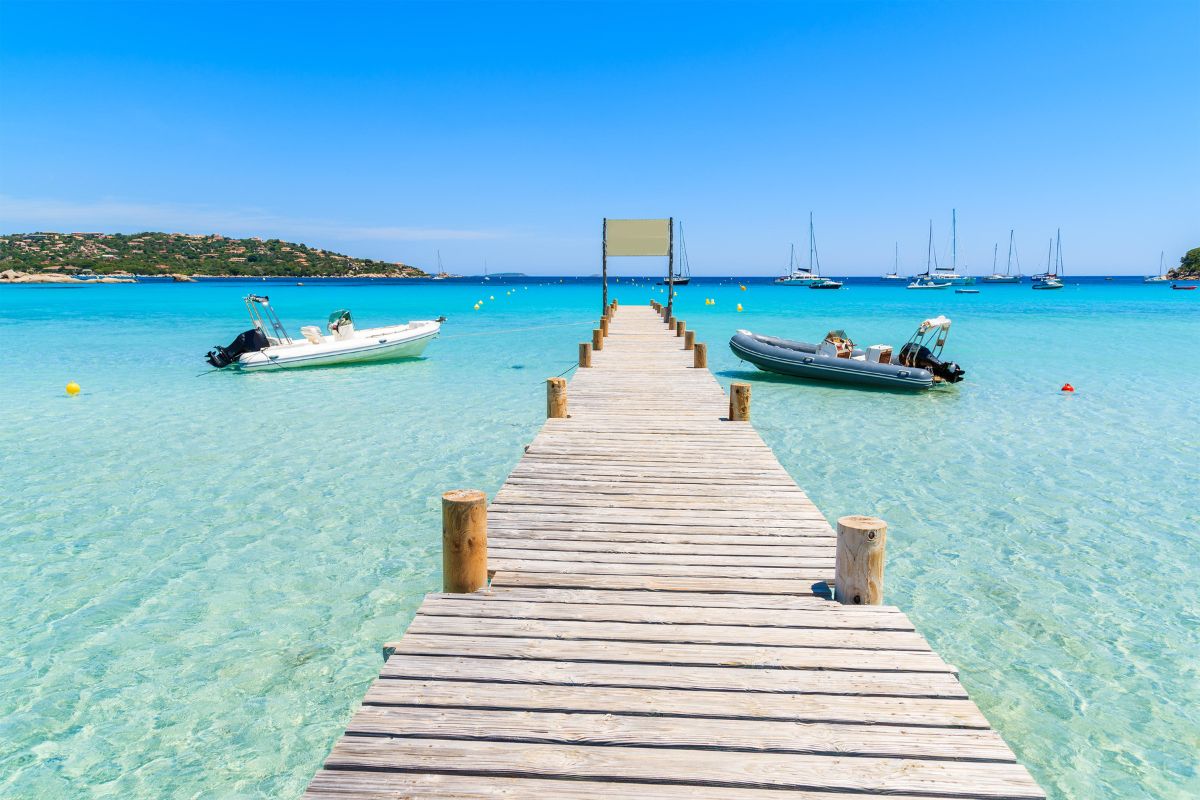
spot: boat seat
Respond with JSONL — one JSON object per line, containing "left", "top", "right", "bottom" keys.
{"left": 300, "top": 325, "right": 323, "bottom": 344}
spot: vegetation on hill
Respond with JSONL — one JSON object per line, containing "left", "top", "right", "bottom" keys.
{"left": 0, "top": 232, "right": 427, "bottom": 277}
{"left": 1169, "top": 246, "right": 1200, "bottom": 278}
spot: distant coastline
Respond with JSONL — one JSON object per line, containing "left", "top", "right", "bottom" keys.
{"left": 0, "top": 231, "right": 428, "bottom": 280}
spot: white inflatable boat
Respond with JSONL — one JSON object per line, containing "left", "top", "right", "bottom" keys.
{"left": 206, "top": 295, "right": 441, "bottom": 371}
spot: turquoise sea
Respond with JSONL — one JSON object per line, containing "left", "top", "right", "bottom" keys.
{"left": 1, "top": 276, "right": 1197, "bottom": 799}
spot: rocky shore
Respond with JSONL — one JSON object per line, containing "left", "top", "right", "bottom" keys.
{"left": 0, "top": 269, "right": 136, "bottom": 284}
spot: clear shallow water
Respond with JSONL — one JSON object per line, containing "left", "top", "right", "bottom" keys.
{"left": 1, "top": 277, "right": 1196, "bottom": 799}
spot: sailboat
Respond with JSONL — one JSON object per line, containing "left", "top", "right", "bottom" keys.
{"left": 1032, "top": 231, "right": 1065, "bottom": 289}
{"left": 931, "top": 209, "right": 974, "bottom": 285}
{"left": 882, "top": 242, "right": 907, "bottom": 280}
{"left": 983, "top": 231, "right": 1022, "bottom": 283}
{"left": 908, "top": 221, "right": 951, "bottom": 289}
{"left": 775, "top": 213, "right": 824, "bottom": 285}
{"left": 658, "top": 221, "right": 692, "bottom": 286}
{"left": 1144, "top": 251, "right": 1170, "bottom": 283}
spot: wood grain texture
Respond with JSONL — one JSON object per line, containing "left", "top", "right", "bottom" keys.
{"left": 306, "top": 305, "right": 1044, "bottom": 799}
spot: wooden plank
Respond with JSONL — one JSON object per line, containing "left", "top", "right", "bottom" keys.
{"left": 416, "top": 596, "right": 912, "bottom": 629}
{"left": 366, "top": 677, "right": 984, "bottom": 727}
{"left": 346, "top": 706, "right": 1018, "bottom": 761}
{"left": 305, "top": 770, "right": 956, "bottom": 799}
{"left": 388, "top": 633, "right": 955, "bottom": 673}
{"left": 379, "top": 653, "right": 967, "bottom": 697}
{"left": 320, "top": 738, "right": 1044, "bottom": 798}
{"left": 405, "top": 612, "right": 931, "bottom": 650}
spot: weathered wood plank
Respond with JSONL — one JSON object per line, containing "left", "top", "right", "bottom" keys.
{"left": 320, "top": 738, "right": 1044, "bottom": 798}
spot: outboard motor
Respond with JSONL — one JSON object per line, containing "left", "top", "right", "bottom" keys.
{"left": 898, "top": 343, "right": 966, "bottom": 383}
{"left": 206, "top": 328, "right": 269, "bottom": 369}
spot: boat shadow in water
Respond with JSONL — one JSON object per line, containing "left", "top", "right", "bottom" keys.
{"left": 718, "top": 368, "right": 957, "bottom": 397}
{"left": 235, "top": 355, "right": 435, "bottom": 375}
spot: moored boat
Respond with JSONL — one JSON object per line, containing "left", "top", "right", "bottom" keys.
{"left": 729, "top": 317, "right": 965, "bottom": 390}
{"left": 775, "top": 213, "right": 825, "bottom": 285}
{"left": 809, "top": 278, "right": 843, "bottom": 289}
{"left": 983, "top": 231, "right": 1022, "bottom": 282}
{"left": 205, "top": 295, "right": 441, "bottom": 371}
{"left": 1144, "top": 252, "right": 1169, "bottom": 283}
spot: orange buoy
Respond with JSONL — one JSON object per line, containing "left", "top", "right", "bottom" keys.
{"left": 1061, "top": 383, "right": 1074, "bottom": 392}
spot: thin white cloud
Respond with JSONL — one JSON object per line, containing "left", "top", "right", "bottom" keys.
{"left": 0, "top": 194, "right": 506, "bottom": 243}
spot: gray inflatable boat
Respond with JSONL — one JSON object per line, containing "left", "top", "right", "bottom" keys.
{"left": 729, "top": 318, "right": 965, "bottom": 390}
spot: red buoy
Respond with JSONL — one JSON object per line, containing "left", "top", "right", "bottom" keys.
{"left": 1061, "top": 383, "right": 1075, "bottom": 392}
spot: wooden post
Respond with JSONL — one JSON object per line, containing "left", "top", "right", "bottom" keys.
{"left": 579, "top": 342, "right": 592, "bottom": 368}
{"left": 665, "top": 216, "right": 675, "bottom": 320}
{"left": 442, "top": 489, "right": 487, "bottom": 593}
{"left": 592, "top": 328, "right": 603, "bottom": 351}
{"left": 835, "top": 515, "right": 887, "bottom": 605}
{"left": 668, "top": 315, "right": 676, "bottom": 329}
{"left": 729, "top": 382, "right": 750, "bottom": 421}
{"left": 684, "top": 330, "right": 695, "bottom": 351}
{"left": 675, "top": 320, "right": 685, "bottom": 337}
{"left": 600, "top": 317, "right": 609, "bottom": 337}
{"left": 601, "top": 218, "right": 608, "bottom": 314}
{"left": 546, "top": 377, "right": 568, "bottom": 418}
{"left": 694, "top": 342, "right": 707, "bottom": 368}
{"left": 612, "top": 299, "right": 619, "bottom": 309}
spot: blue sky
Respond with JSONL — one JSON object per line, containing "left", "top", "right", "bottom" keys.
{"left": 1, "top": 0, "right": 1196, "bottom": 275}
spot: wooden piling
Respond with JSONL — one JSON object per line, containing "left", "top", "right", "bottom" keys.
{"left": 694, "top": 341, "right": 707, "bottom": 368}
{"left": 729, "top": 382, "right": 751, "bottom": 421}
{"left": 578, "top": 342, "right": 592, "bottom": 368}
{"left": 675, "top": 320, "right": 685, "bottom": 337}
{"left": 592, "top": 328, "right": 603, "bottom": 351}
{"left": 668, "top": 316, "right": 676, "bottom": 329}
{"left": 546, "top": 377, "right": 568, "bottom": 418}
{"left": 835, "top": 515, "right": 887, "bottom": 605}
{"left": 684, "top": 330, "right": 695, "bottom": 351}
{"left": 600, "top": 317, "right": 610, "bottom": 337}
{"left": 441, "top": 489, "right": 488, "bottom": 594}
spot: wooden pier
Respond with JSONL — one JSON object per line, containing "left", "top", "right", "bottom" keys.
{"left": 305, "top": 304, "right": 1045, "bottom": 799}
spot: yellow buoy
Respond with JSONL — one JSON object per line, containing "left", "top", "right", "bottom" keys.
{"left": 736, "top": 303, "right": 743, "bottom": 312}
{"left": 473, "top": 303, "right": 481, "bottom": 310}
{"left": 740, "top": 284, "right": 747, "bottom": 291}
{"left": 489, "top": 295, "right": 495, "bottom": 300}
{"left": 66, "top": 381, "right": 81, "bottom": 396}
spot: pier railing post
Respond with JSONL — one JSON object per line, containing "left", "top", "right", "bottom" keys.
{"left": 835, "top": 515, "right": 887, "bottom": 605}
{"left": 600, "top": 317, "right": 609, "bottom": 337}
{"left": 442, "top": 489, "right": 488, "bottom": 593}
{"left": 592, "top": 328, "right": 603, "bottom": 351}
{"left": 546, "top": 377, "right": 568, "bottom": 418}
{"left": 694, "top": 342, "right": 707, "bottom": 368}
{"left": 579, "top": 342, "right": 592, "bottom": 368}
{"left": 729, "top": 382, "right": 750, "bottom": 421}
{"left": 675, "top": 320, "right": 685, "bottom": 337}
{"left": 668, "top": 315, "right": 676, "bottom": 329}
{"left": 684, "top": 330, "right": 695, "bottom": 351}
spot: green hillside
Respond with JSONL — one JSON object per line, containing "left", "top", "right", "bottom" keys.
{"left": 0, "top": 232, "right": 426, "bottom": 277}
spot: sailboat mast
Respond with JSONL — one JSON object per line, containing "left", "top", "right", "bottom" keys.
{"left": 992, "top": 242, "right": 998, "bottom": 273}
{"left": 926, "top": 220, "right": 933, "bottom": 275}
{"left": 952, "top": 209, "right": 957, "bottom": 271}
{"left": 1056, "top": 228, "right": 1063, "bottom": 276}
{"left": 894, "top": 242, "right": 899, "bottom": 272}
{"left": 1007, "top": 230, "right": 1014, "bottom": 275}
{"left": 808, "top": 212, "right": 815, "bottom": 276}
